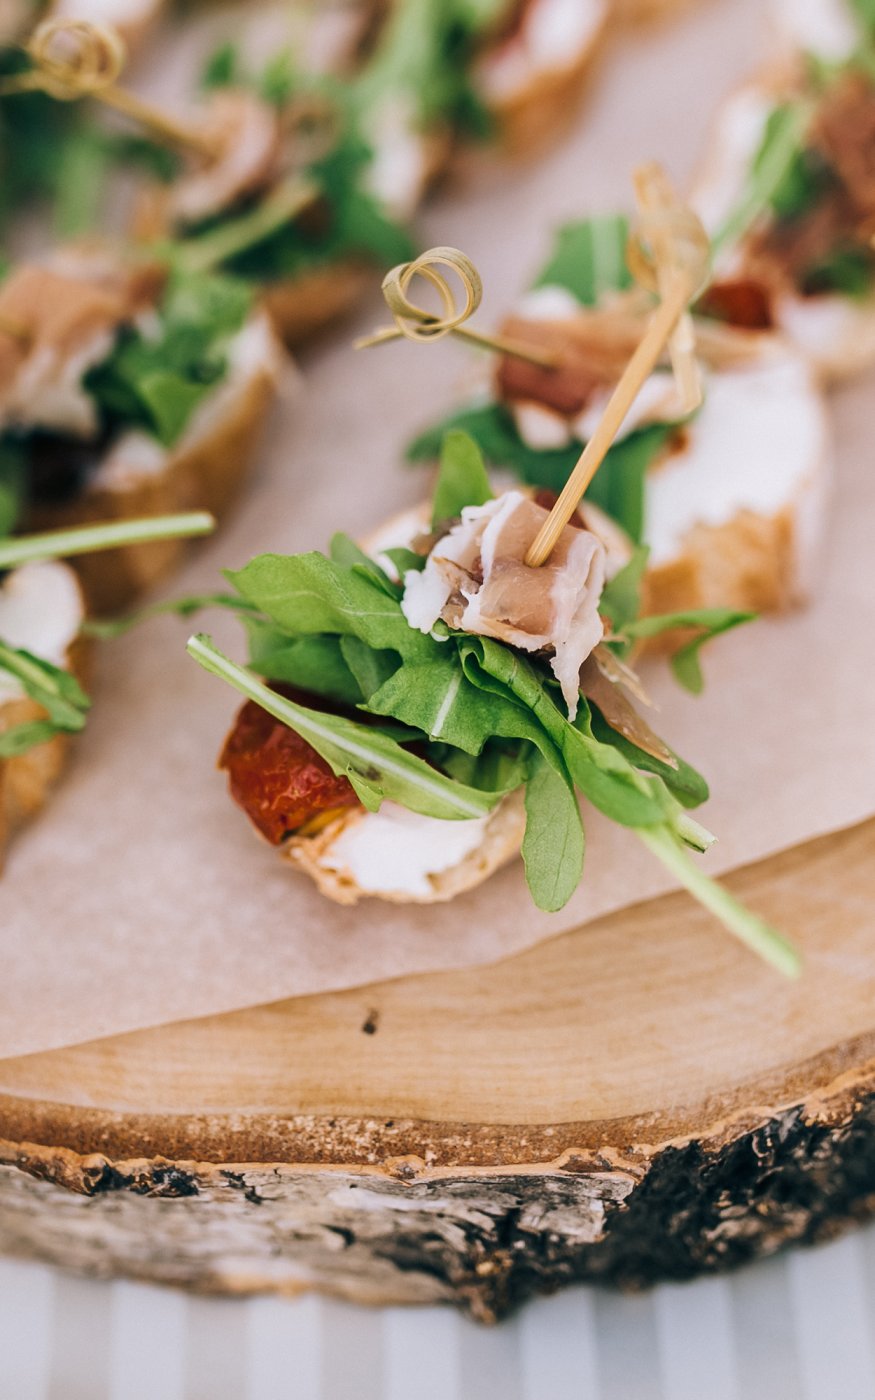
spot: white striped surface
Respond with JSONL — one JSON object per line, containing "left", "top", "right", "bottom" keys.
{"left": 4, "top": 1226, "right": 875, "bottom": 1399}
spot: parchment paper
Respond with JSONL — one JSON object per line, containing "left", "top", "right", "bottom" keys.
{"left": 2, "top": 0, "right": 872, "bottom": 1060}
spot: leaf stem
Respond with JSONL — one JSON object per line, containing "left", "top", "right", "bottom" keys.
{"left": 187, "top": 634, "right": 495, "bottom": 819}
{"left": 638, "top": 824, "right": 801, "bottom": 977}
{"left": 175, "top": 176, "right": 321, "bottom": 275}
{"left": 0, "top": 513, "right": 214, "bottom": 568}
{"left": 711, "top": 100, "right": 814, "bottom": 257}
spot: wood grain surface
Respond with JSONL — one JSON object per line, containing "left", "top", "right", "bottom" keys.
{"left": 1, "top": 820, "right": 874, "bottom": 1318}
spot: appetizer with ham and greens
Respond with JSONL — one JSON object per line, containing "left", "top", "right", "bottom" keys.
{"left": 0, "top": 552, "right": 85, "bottom": 860}
{"left": 0, "top": 246, "right": 281, "bottom": 611}
{"left": 188, "top": 431, "right": 797, "bottom": 975}
{"left": 692, "top": 0, "right": 875, "bottom": 378}
{"left": 130, "top": 0, "right": 609, "bottom": 344}
{"left": 0, "top": 510, "right": 210, "bottom": 860}
{"left": 408, "top": 215, "right": 832, "bottom": 622}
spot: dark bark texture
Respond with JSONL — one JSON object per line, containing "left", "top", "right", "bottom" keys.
{"left": 3, "top": 1083, "right": 875, "bottom": 1321}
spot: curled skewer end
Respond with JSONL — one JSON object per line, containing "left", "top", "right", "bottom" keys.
{"left": 355, "top": 246, "right": 558, "bottom": 368}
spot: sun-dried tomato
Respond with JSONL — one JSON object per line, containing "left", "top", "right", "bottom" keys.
{"left": 219, "top": 689, "right": 359, "bottom": 845}
{"left": 696, "top": 279, "right": 774, "bottom": 330}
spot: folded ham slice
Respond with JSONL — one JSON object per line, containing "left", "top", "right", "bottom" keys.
{"left": 170, "top": 90, "right": 285, "bottom": 227}
{"left": 401, "top": 490, "right": 605, "bottom": 719}
{"left": 0, "top": 258, "right": 163, "bottom": 439}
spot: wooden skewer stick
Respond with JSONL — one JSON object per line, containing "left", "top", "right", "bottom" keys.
{"left": 355, "top": 247, "right": 559, "bottom": 370}
{"left": 525, "top": 274, "right": 693, "bottom": 569}
{"left": 631, "top": 163, "right": 707, "bottom": 414}
{"left": 525, "top": 166, "right": 710, "bottom": 568}
{"left": 0, "top": 19, "right": 215, "bottom": 158}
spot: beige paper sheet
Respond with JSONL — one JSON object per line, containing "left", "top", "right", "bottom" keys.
{"left": 2, "top": 0, "right": 872, "bottom": 1060}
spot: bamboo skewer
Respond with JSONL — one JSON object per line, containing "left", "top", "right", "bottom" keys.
{"left": 631, "top": 163, "right": 705, "bottom": 414}
{"left": 0, "top": 19, "right": 215, "bottom": 158}
{"left": 524, "top": 276, "right": 693, "bottom": 567}
{"left": 525, "top": 166, "right": 710, "bottom": 568}
{"left": 355, "top": 247, "right": 559, "bottom": 370}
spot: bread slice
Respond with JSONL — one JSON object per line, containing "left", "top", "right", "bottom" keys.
{"left": 473, "top": 0, "right": 609, "bottom": 160}
{"left": 26, "top": 312, "right": 283, "bottom": 614}
{"left": 630, "top": 342, "right": 832, "bottom": 627}
{"left": 282, "top": 789, "right": 527, "bottom": 905}
{"left": 0, "top": 562, "right": 86, "bottom": 862}
{"left": 261, "top": 259, "right": 375, "bottom": 348}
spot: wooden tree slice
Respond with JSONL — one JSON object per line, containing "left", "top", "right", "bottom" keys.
{"left": 1, "top": 820, "right": 874, "bottom": 1321}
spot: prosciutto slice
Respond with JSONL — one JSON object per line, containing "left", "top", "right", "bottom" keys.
{"left": 402, "top": 490, "right": 605, "bottom": 719}
{"left": 170, "top": 90, "right": 285, "bottom": 226}
{"left": 0, "top": 257, "right": 162, "bottom": 438}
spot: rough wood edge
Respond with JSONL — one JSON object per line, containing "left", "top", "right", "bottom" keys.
{"left": 1, "top": 1030, "right": 873, "bottom": 1171}
{"left": 2, "top": 1053, "right": 874, "bottom": 1318}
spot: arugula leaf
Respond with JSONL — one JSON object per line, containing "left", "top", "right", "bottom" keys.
{"left": 588, "top": 708, "right": 709, "bottom": 810}
{"left": 0, "top": 439, "right": 26, "bottom": 539}
{"left": 850, "top": 0, "right": 875, "bottom": 34}
{"left": 258, "top": 49, "right": 300, "bottom": 106}
{"left": 196, "top": 526, "right": 799, "bottom": 964}
{"left": 162, "top": 271, "right": 252, "bottom": 336}
{"left": 619, "top": 608, "right": 754, "bottom": 693}
{"left": 431, "top": 430, "right": 493, "bottom": 527}
{"left": 104, "top": 133, "right": 182, "bottom": 183}
{"left": 383, "top": 546, "right": 427, "bottom": 577}
{"left": 0, "top": 51, "right": 89, "bottom": 233}
{"left": 83, "top": 591, "right": 257, "bottom": 640}
{"left": 353, "top": 0, "right": 506, "bottom": 136}
{"left": 638, "top": 825, "right": 801, "bottom": 976}
{"left": 533, "top": 215, "right": 633, "bottom": 305}
{"left": 769, "top": 146, "right": 832, "bottom": 222}
{"left": 801, "top": 245, "right": 875, "bottom": 299}
{"left": 201, "top": 42, "right": 240, "bottom": 90}
{"left": 522, "top": 748, "right": 585, "bottom": 913}
{"left": 408, "top": 401, "right": 580, "bottom": 488}
{"left": 459, "top": 638, "right": 668, "bottom": 828}
{"left": 53, "top": 129, "right": 114, "bottom": 238}
{"left": 0, "top": 718, "right": 66, "bottom": 757}
{"left": 228, "top": 551, "right": 435, "bottom": 661}
{"left": 188, "top": 635, "right": 500, "bottom": 821}
{"left": 340, "top": 635, "right": 398, "bottom": 699}
{"left": 364, "top": 651, "right": 532, "bottom": 754}
{"left": 584, "top": 424, "right": 675, "bottom": 544}
{"left": 0, "top": 643, "right": 91, "bottom": 758}
{"left": 436, "top": 741, "right": 529, "bottom": 795}
{"left": 713, "top": 101, "right": 814, "bottom": 255}
{"left": 600, "top": 545, "right": 649, "bottom": 631}
{"left": 176, "top": 176, "right": 322, "bottom": 278}
{"left": 408, "top": 404, "right": 672, "bottom": 541}
{"left": 329, "top": 533, "right": 401, "bottom": 597}
{"left": 85, "top": 272, "right": 252, "bottom": 447}
{"left": 249, "top": 629, "right": 365, "bottom": 707}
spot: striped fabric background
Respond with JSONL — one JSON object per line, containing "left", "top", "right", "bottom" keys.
{"left": 3, "top": 1223, "right": 875, "bottom": 1398}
